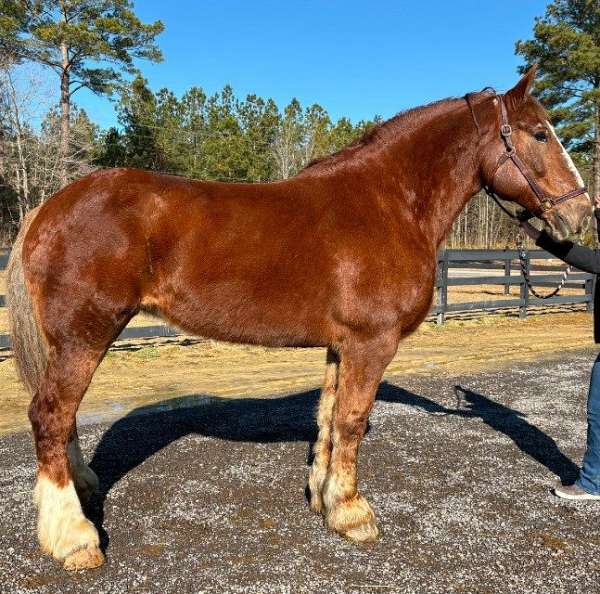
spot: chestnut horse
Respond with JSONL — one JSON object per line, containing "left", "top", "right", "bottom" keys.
{"left": 7, "top": 67, "right": 591, "bottom": 570}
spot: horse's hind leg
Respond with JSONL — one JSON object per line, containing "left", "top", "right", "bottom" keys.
{"left": 67, "top": 424, "right": 99, "bottom": 503}
{"left": 308, "top": 348, "right": 339, "bottom": 513}
{"left": 29, "top": 345, "right": 107, "bottom": 571}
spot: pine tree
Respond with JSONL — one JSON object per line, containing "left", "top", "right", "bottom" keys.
{"left": 178, "top": 86, "right": 207, "bottom": 178}
{"left": 0, "top": 0, "right": 163, "bottom": 186}
{"left": 95, "top": 128, "right": 127, "bottom": 168}
{"left": 117, "top": 74, "right": 166, "bottom": 170}
{"left": 237, "top": 94, "right": 279, "bottom": 181}
{"left": 201, "top": 85, "right": 246, "bottom": 181}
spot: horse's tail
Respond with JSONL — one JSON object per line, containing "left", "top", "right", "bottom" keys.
{"left": 7, "top": 207, "right": 48, "bottom": 396}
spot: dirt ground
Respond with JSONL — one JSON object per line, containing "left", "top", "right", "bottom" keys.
{"left": 1, "top": 343, "right": 599, "bottom": 593}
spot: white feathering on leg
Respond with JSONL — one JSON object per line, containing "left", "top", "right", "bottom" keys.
{"left": 33, "top": 474, "right": 102, "bottom": 567}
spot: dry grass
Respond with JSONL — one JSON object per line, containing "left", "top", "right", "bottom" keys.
{"left": 447, "top": 282, "right": 581, "bottom": 304}
{"left": 445, "top": 259, "right": 582, "bottom": 304}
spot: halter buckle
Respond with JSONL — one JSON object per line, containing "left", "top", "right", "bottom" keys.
{"left": 500, "top": 124, "right": 512, "bottom": 137}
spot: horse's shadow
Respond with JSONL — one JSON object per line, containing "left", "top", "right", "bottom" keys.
{"left": 386, "top": 384, "right": 579, "bottom": 483}
{"left": 86, "top": 381, "right": 579, "bottom": 551}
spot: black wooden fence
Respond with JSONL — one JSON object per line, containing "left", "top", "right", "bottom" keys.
{"left": 433, "top": 249, "right": 595, "bottom": 324}
{"left": 0, "top": 247, "right": 594, "bottom": 348}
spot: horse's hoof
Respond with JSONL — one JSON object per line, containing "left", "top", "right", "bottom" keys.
{"left": 326, "top": 494, "right": 380, "bottom": 544}
{"left": 343, "top": 519, "right": 379, "bottom": 544}
{"left": 63, "top": 546, "right": 105, "bottom": 571}
{"left": 35, "top": 476, "right": 102, "bottom": 564}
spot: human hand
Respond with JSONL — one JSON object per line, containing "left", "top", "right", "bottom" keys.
{"left": 519, "top": 220, "right": 542, "bottom": 241}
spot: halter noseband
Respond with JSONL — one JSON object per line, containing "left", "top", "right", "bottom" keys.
{"left": 469, "top": 93, "right": 587, "bottom": 221}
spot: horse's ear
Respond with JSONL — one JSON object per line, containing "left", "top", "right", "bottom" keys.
{"left": 506, "top": 64, "right": 538, "bottom": 107}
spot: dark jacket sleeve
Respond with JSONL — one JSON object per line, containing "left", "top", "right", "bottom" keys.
{"left": 534, "top": 207, "right": 600, "bottom": 274}
{"left": 535, "top": 233, "right": 600, "bottom": 274}
{"left": 536, "top": 209, "right": 600, "bottom": 273}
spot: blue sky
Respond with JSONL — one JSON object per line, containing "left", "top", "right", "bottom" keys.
{"left": 69, "top": 0, "right": 550, "bottom": 129}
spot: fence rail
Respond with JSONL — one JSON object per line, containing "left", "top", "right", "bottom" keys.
{"left": 433, "top": 248, "right": 595, "bottom": 324}
{"left": 0, "top": 248, "right": 595, "bottom": 348}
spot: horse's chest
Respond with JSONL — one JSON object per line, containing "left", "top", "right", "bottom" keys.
{"left": 394, "top": 269, "right": 435, "bottom": 310}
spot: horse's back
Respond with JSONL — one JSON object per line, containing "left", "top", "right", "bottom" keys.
{"left": 17, "top": 168, "right": 334, "bottom": 346}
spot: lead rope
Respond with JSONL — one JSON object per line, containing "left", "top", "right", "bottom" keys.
{"left": 516, "top": 229, "right": 572, "bottom": 299}
{"left": 486, "top": 189, "right": 573, "bottom": 298}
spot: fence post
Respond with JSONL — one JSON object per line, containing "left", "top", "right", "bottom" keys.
{"left": 504, "top": 252, "right": 511, "bottom": 295}
{"left": 519, "top": 252, "right": 529, "bottom": 319}
{"left": 587, "top": 274, "right": 595, "bottom": 312}
{"left": 437, "top": 251, "right": 448, "bottom": 325}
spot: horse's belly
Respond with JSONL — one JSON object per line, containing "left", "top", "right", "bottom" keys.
{"left": 150, "top": 279, "right": 331, "bottom": 348}
{"left": 147, "top": 238, "right": 437, "bottom": 347}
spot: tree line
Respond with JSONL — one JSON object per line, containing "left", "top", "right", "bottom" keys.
{"left": 0, "top": 0, "right": 598, "bottom": 247}
{"left": 97, "top": 75, "right": 376, "bottom": 183}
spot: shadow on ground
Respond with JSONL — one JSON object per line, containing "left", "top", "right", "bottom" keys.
{"left": 87, "top": 381, "right": 578, "bottom": 553}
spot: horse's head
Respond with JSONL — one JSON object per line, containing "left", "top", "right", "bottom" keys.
{"left": 479, "top": 66, "right": 592, "bottom": 241}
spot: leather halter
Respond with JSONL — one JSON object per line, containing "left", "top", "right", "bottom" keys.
{"left": 478, "top": 94, "right": 587, "bottom": 221}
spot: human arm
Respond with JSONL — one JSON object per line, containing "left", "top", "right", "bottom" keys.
{"left": 520, "top": 211, "right": 600, "bottom": 274}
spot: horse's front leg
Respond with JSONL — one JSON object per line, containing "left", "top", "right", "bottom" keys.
{"left": 322, "top": 332, "right": 399, "bottom": 543}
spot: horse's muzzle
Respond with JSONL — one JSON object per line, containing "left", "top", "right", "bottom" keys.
{"left": 543, "top": 194, "right": 592, "bottom": 241}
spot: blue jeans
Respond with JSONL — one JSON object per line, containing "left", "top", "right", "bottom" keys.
{"left": 575, "top": 353, "right": 600, "bottom": 494}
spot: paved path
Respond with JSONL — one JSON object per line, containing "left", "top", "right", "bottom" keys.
{"left": 1, "top": 348, "right": 599, "bottom": 593}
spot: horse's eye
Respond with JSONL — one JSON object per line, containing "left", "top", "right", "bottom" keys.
{"left": 534, "top": 130, "right": 548, "bottom": 143}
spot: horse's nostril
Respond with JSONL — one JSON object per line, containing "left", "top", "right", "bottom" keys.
{"left": 549, "top": 212, "right": 571, "bottom": 240}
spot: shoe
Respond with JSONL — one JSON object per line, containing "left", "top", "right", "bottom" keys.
{"left": 553, "top": 483, "right": 600, "bottom": 501}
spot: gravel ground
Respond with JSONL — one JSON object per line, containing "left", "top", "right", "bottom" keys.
{"left": 1, "top": 348, "right": 600, "bottom": 593}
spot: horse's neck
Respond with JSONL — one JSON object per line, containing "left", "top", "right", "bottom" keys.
{"left": 375, "top": 102, "right": 485, "bottom": 247}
